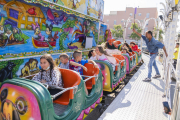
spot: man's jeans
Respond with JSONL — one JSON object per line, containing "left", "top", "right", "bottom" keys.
{"left": 173, "top": 59, "right": 177, "bottom": 69}
{"left": 148, "top": 53, "right": 160, "bottom": 78}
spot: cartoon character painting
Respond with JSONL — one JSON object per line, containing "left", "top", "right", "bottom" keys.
{"left": 21, "top": 58, "right": 39, "bottom": 77}
{"left": 47, "top": 9, "right": 67, "bottom": 25}
{"left": 105, "top": 29, "right": 112, "bottom": 41}
{"left": 12, "top": 27, "right": 23, "bottom": 42}
{"left": 45, "top": 24, "right": 59, "bottom": 41}
{"left": 89, "top": 25, "right": 96, "bottom": 47}
{"left": 0, "top": 62, "right": 16, "bottom": 82}
{"left": 32, "top": 22, "right": 45, "bottom": 41}
{"left": 0, "top": 84, "right": 42, "bottom": 120}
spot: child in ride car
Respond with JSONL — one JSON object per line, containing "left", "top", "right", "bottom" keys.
{"left": 88, "top": 49, "right": 97, "bottom": 60}
{"left": 95, "top": 45, "right": 117, "bottom": 71}
{"left": 59, "top": 53, "right": 87, "bottom": 71}
{"left": 122, "top": 48, "right": 129, "bottom": 56}
{"left": 32, "top": 54, "right": 63, "bottom": 97}
{"left": 69, "top": 50, "right": 98, "bottom": 95}
{"left": 69, "top": 50, "right": 98, "bottom": 75}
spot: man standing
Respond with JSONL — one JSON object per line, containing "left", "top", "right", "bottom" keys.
{"left": 173, "top": 43, "right": 179, "bottom": 69}
{"left": 133, "top": 29, "right": 168, "bottom": 82}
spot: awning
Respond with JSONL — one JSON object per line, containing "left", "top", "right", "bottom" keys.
{"left": 24, "top": 0, "right": 100, "bottom": 22}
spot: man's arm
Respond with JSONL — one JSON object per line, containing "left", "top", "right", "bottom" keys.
{"left": 70, "top": 61, "right": 87, "bottom": 71}
{"left": 133, "top": 29, "right": 142, "bottom": 37}
{"left": 163, "top": 46, "right": 168, "bottom": 57}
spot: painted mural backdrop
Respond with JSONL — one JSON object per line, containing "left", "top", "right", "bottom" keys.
{"left": 99, "top": 24, "right": 107, "bottom": 44}
{"left": 0, "top": 52, "right": 89, "bottom": 84}
{"left": 0, "top": 0, "right": 99, "bottom": 56}
{"left": 53, "top": 0, "right": 104, "bottom": 21}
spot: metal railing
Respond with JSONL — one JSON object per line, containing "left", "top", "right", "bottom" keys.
{"left": 162, "top": 51, "right": 180, "bottom": 120}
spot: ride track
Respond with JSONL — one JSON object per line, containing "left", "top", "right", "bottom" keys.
{"left": 0, "top": 40, "right": 143, "bottom": 120}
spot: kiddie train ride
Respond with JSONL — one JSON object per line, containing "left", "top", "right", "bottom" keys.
{"left": 0, "top": 41, "right": 142, "bottom": 120}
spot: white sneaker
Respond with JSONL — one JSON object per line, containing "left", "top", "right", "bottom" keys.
{"left": 143, "top": 78, "right": 151, "bottom": 82}
{"left": 152, "top": 74, "right": 161, "bottom": 78}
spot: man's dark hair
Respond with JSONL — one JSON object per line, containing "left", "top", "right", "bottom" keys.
{"left": 177, "top": 43, "right": 179, "bottom": 45}
{"left": 147, "top": 31, "right": 153, "bottom": 36}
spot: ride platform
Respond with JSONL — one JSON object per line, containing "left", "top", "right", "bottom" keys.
{"left": 98, "top": 54, "right": 168, "bottom": 120}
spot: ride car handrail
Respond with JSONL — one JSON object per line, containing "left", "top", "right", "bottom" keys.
{"left": 51, "top": 85, "right": 78, "bottom": 99}
{"left": 81, "top": 75, "right": 99, "bottom": 82}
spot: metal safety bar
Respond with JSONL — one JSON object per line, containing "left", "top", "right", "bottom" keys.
{"left": 51, "top": 85, "right": 78, "bottom": 100}
{"left": 81, "top": 75, "right": 99, "bottom": 82}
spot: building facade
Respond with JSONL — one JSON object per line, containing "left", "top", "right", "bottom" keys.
{"left": 103, "top": 7, "right": 158, "bottom": 39}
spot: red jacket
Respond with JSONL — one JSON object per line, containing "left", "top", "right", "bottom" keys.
{"left": 132, "top": 45, "right": 138, "bottom": 51}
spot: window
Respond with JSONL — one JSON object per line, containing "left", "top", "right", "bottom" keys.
{"left": 114, "top": 20, "right": 116, "bottom": 25}
{"left": 130, "top": 13, "right": 132, "bottom": 16}
{"left": 28, "top": 17, "right": 33, "bottom": 22}
{"left": 21, "top": 24, "right": 25, "bottom": 28}
{"left": 146, "top": 13, "right": 150, "bottom": 18}
{"left": 107, "top": 20, "right": 109, "bottom": 22}
{"left": 138, "top": 13, "right": 141, "bottom": 16}
{"left": 128, "top": 27, "right": 131, "bottom": 30}
{"left": 146, "top": 21, "right": 148, "bottom": 26}
{"left": 9, "top": 9, "right": 19, "bottom": 19}
{"left": 22, "top": 16, "right": 25, "bottom": 20}
{"left": 128, "top": 34, "right": 131, "bottom": 37}
{"left": 35, "top": 17, "right": 38, "bottom": 22}
{"left": 121, "top": 20, "right": 123, "bottom": 23}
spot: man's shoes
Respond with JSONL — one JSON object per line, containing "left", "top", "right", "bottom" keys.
{"left": 143, "top": 78, "right": 151, "bottom": 82}
{"left": 152, "top": 74, "right": 161, "bottom": 78}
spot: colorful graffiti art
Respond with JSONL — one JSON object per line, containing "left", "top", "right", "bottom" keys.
{"left": 54, "top": 0, "right": 104, "bottom": 21}
{"left": 0, "top": 84, "right": 41, "bottom": 120}
{"left": 0, "top": 0, "right": 99, "bottom": 56}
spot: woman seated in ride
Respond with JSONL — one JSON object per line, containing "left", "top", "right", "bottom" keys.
{"left": 95, "top": 45, "right": 117, "bottom": 71}
{"left": 32, "top": 54, "right": 63, "bottom": 95}
{"left": 130, "top": 42, "right": 138, "bottom": 51}
{"left": 122, "top": 43, "right": 133, "bottom": 53}
{"left": 88, "top": 49, "right": 97, "bottom": 60}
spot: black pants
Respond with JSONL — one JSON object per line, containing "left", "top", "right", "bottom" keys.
{"left": 173, "top": 59, "right": 177, "bottom": 69}
{"left": 48, "top": 89, "right": 62, "bottom": 100}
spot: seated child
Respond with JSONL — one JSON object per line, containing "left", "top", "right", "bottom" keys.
{"left": 95, "top": 45, "right": 117, "bottom": 71}
{"left": 88, "top": 49, "right": 97, "bottom": 60}
{"left": 70, "top": 50, "right": 98, "bottom": 95}
{"left": 130, "top": 42, "right": 138, "bottom": 51}
{"left": 69, "top": 50, "right": 98, "bottom": 75}
{"left": 122, "top": 48, "right": 129, "bottom": 56}
{"left": 59, "top": 53, "right": 87, "bottom": 71}
{"left": 32, "top": 54, "right": 63, "bottom": 96}
{"left": 122, "top": 43, "right": 133, "bottom": 53}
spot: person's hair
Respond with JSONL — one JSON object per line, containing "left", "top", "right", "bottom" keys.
{"left": 97, "top": 45, "right": 111, "bottom": 56}
{"left": 88, "top": 50, "right": 94, "bottom": 58}
{"left": 73, "top": 50, "right": 82, "bottom": 59}
{"left": 40, "top": 54, "right": 55, "bottom": 80}
{"left": 147, "top": 31, "right": 153, "bottom": 36}
{"left": 122, "top": 48, "right": 128, "bottom": 53}
{"left": 130, "top": 42, "right": 136, "bottom": 45}
{"left": 59, "top": 53, "right": 69, "bottom": 59}
{"left": 176, "top": 43, "right": 179, "bottom": 45}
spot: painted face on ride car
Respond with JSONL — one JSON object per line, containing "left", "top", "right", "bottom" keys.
{"left": 40, "top": 58, "right": 50, "bottom": 70}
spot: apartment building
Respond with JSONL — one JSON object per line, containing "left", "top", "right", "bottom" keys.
{"left": 103, "top": 7, "right": 158, "bottom": 39}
